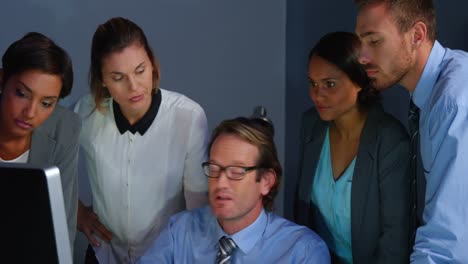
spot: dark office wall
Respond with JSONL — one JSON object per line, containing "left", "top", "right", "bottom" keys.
{"left": 284, "top": 0, "right": 468, "bottom": 219}
{"left": 0, "top": 1, "right": 287, "bottom": 262}
{"left": 436, "top": 1, "right": 468, "bottom": 50}
{"left": 0, "top": 0, "right": 287, "bottom": 130}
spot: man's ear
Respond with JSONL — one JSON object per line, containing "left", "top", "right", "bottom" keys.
{"left": 411, "top": 21, "right": 427, "bottom": 47}
{"left": 260, "top": 169, "right": 277, "bottom": 196}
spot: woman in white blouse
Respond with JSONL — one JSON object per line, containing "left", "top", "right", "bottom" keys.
{"left": 75, "top": 17, "right": 209, "bottom": 264}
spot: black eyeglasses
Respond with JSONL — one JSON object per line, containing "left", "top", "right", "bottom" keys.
{"left": 201, "top": 162, "right": 261, "bottom": 181}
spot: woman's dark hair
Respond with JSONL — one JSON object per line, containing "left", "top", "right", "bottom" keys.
{"left": 1, "top": 32, "right": 73, "bottom": 98}
{"left": 89, "top": 17, "right": 160, "bottom": 112}
{"left": 309, "top": 31, "right": 379, "bottom": 108}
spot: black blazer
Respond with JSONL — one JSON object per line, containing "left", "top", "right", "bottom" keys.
{"left": 293, "top": 104, "right": 411, "bottom": 264}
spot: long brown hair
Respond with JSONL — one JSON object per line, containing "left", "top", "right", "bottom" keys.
{"left": 89, "top": 17, "right": 160, "bottom": 112}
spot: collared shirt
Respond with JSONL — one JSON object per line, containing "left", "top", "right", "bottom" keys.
{"left": 137, "top": 205, "right": 330, "bottom": 264}
{"left": 311, "top": 128, "right": 354, "bottom": 264}
{"left": 113, "top": 90, "right": 162, "bottom": 135}
{"left": 410, "top": 41, "right": 468, "bottom": 264}
{"left": 75, "top": 89, "right": 209, "bottom": 264}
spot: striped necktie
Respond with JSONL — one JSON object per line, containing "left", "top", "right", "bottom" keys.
{"left": 408, "top": 99, "right": 419, "bottom": 149}
{"left": 216, "top": 236, "right": 237, "bottom": 264}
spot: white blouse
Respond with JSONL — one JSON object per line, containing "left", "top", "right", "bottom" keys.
{"left": 75, "top": 89, "right": 209, "bottom": 263}
{"left": 0, "top": 150, "right": 30, "bottom": 163}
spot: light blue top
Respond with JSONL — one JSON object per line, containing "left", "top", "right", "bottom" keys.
{"left": 410, "top": 41, "right": 468, "bottom": 264}
{"left": 137, "top": 206, "right": 330, "bottom": 264}
{"left": 311, "top": 128, "right": 355, "bottom": 264}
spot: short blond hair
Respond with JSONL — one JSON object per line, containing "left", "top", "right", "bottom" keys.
{"left": 355, "top": 0, "right": 436, "bottom": 41}
{"left": 209, "top": 117, "right": 281, "bottom": 211}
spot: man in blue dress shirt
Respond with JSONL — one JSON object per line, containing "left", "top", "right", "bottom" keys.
{"left": 355, "top": 0, "right": 468, "bottom": 263}
{"left": 138, "top": 117, "right": 330, "bottom": 263}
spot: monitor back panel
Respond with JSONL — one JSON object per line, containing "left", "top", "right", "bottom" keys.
{"left": 0, "top": 165, "right": 70, "bottom": 263}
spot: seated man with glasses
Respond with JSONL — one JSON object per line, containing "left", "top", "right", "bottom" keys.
{"left": 138, "top": 117, "right": 330, "bottom": 263}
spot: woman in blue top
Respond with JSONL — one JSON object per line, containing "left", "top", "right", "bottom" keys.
{"left": 293, "top": 32, "right": 411, "bottom": 263}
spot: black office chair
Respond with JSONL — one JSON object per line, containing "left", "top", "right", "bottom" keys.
{"left": 250, "top": 106, "right": 275, "bottom": 138}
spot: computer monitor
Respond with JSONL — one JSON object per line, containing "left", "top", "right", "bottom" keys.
{"left": 0, "top": 164, "right": 72, "bottom": 264}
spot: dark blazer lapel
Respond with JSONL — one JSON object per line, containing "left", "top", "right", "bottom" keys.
{"left": 351, "top": 105, "right": 381, "bottom": 247}
{"left": 298, "top": 114, "right": 328, "bottom": 208}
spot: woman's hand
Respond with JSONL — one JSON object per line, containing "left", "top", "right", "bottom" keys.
{"left": 77, "top": 200, "right": 113, "bottom": 247}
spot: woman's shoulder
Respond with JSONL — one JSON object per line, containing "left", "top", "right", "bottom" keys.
{"left": 303, "top": 107, "right": 320, "bottom": 119}
{"left": 159, "top": 88, "right": 205, "bottom": 113}
{"left": 366, "top": 104, "right": 409, "bottom": 145}
{"left": 74, "top": 94, "right": 99, "bottom": 116}
{"left": 35, "top": 104, "right": 81, "bottom": 144}
{"left": 46, "top": 105, "right": 81, "bottom": 129}
{"left": 301, "top": 107, "right": 326, "bottom": 133}
{"left": 370, "top": 105, "right": 407, "bottom": 134}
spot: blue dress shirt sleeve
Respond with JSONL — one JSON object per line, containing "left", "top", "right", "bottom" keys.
{"left": 411, "top": 96, "right": 468, "bottom": 263}
{"left": 295, "top": 239, "right": 331, "bottom": 264}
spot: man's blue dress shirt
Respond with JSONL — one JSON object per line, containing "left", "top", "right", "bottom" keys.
{"left": 138, "top": 206, "right": 330, "bottom": 263}
{"left": 410, "top": 41, "right": 468, "bottom": 264}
